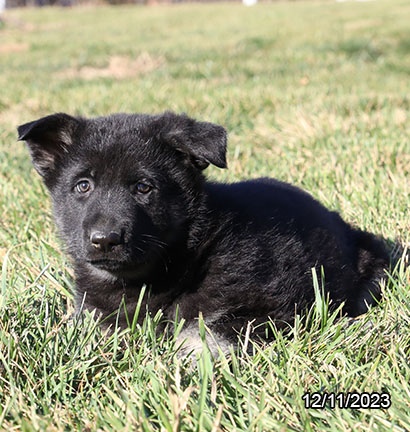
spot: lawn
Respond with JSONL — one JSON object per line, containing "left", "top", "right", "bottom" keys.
{"left": 0, "top": 0, "right": 409, "bottom": 430}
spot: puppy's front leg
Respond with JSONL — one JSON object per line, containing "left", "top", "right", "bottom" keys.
{"left": 175, "top": 321, "right": 232, "bottom": 361}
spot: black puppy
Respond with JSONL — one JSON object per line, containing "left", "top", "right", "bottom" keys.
{"left": 18, "top": 112, "right": 388, "bottom": 354}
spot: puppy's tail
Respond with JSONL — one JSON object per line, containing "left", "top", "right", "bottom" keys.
{"left": 349, "top": 229, "right": 390, "bottom": 316}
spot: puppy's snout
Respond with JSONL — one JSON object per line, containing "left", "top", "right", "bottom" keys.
{"left": 90, "top": 230, "right": 122, "bottom": 252}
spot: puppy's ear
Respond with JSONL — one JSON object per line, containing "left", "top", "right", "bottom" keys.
{"left": 17, "top": 113, "right": 81, "bottom": 179}
{"left": 158, "top": 112, "right": 227, "bottom": 170}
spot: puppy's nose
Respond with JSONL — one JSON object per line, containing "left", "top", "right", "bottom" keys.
{"left": 90, "top": 231, "right": 122, "bottom": 252}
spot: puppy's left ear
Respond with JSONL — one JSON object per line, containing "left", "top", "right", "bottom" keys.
{"left": 158, "top": 112, "right": 227, "bottom": 170}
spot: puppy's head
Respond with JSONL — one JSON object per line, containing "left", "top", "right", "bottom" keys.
{"left": 18, "top": 112, "right": 227, "bottom": 280}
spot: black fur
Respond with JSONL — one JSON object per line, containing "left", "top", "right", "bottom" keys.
{"left": 18, "top": 112, "right": 389, "bottom": 346}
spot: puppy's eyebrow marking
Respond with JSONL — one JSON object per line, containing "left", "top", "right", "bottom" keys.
{"left": 73, "top": 167, "right": 94, "bottom": 180}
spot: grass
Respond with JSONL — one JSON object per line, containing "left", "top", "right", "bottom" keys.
{"left": 0, "top": 0, "right": 409, "bottom": 430}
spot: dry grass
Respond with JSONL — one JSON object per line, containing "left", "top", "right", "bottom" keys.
{"left": 59, "top": 53, "right": 165, "bottom": 80}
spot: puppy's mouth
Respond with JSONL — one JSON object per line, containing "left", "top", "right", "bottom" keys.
{"left": 88, "top": 259, "right": 129, "bottom": 272}
{"left": 87, "top": 257, "right": 152, "bottom": 279}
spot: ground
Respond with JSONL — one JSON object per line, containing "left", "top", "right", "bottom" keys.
{"left": 0, "top": 1, "right": 409, "bottom": 430}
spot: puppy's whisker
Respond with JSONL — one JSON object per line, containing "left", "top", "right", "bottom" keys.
{"left": 140, "top": 238, "right": 170, "bottom": 273}
{"left": 141, "top": 234, "right": 168, "bottom": 247}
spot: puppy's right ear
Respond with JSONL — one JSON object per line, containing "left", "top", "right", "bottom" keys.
{"left": 17, "top": 113, "right": 81, "bottom": 180}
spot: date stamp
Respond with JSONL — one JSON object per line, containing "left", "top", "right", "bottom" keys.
{"left": 302, "top": 392, "right": 391, "bottom": 409}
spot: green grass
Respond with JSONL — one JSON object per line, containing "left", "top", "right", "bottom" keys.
{"left": 0, "top": 0, "right": 409, "bottom": 430}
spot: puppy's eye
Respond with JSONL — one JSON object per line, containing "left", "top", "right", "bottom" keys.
{"left": 135, "top": 182, "right": 152, "bottom": 194}
{"left": 76, "top": 180, "right": 91, "bottom": 194}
